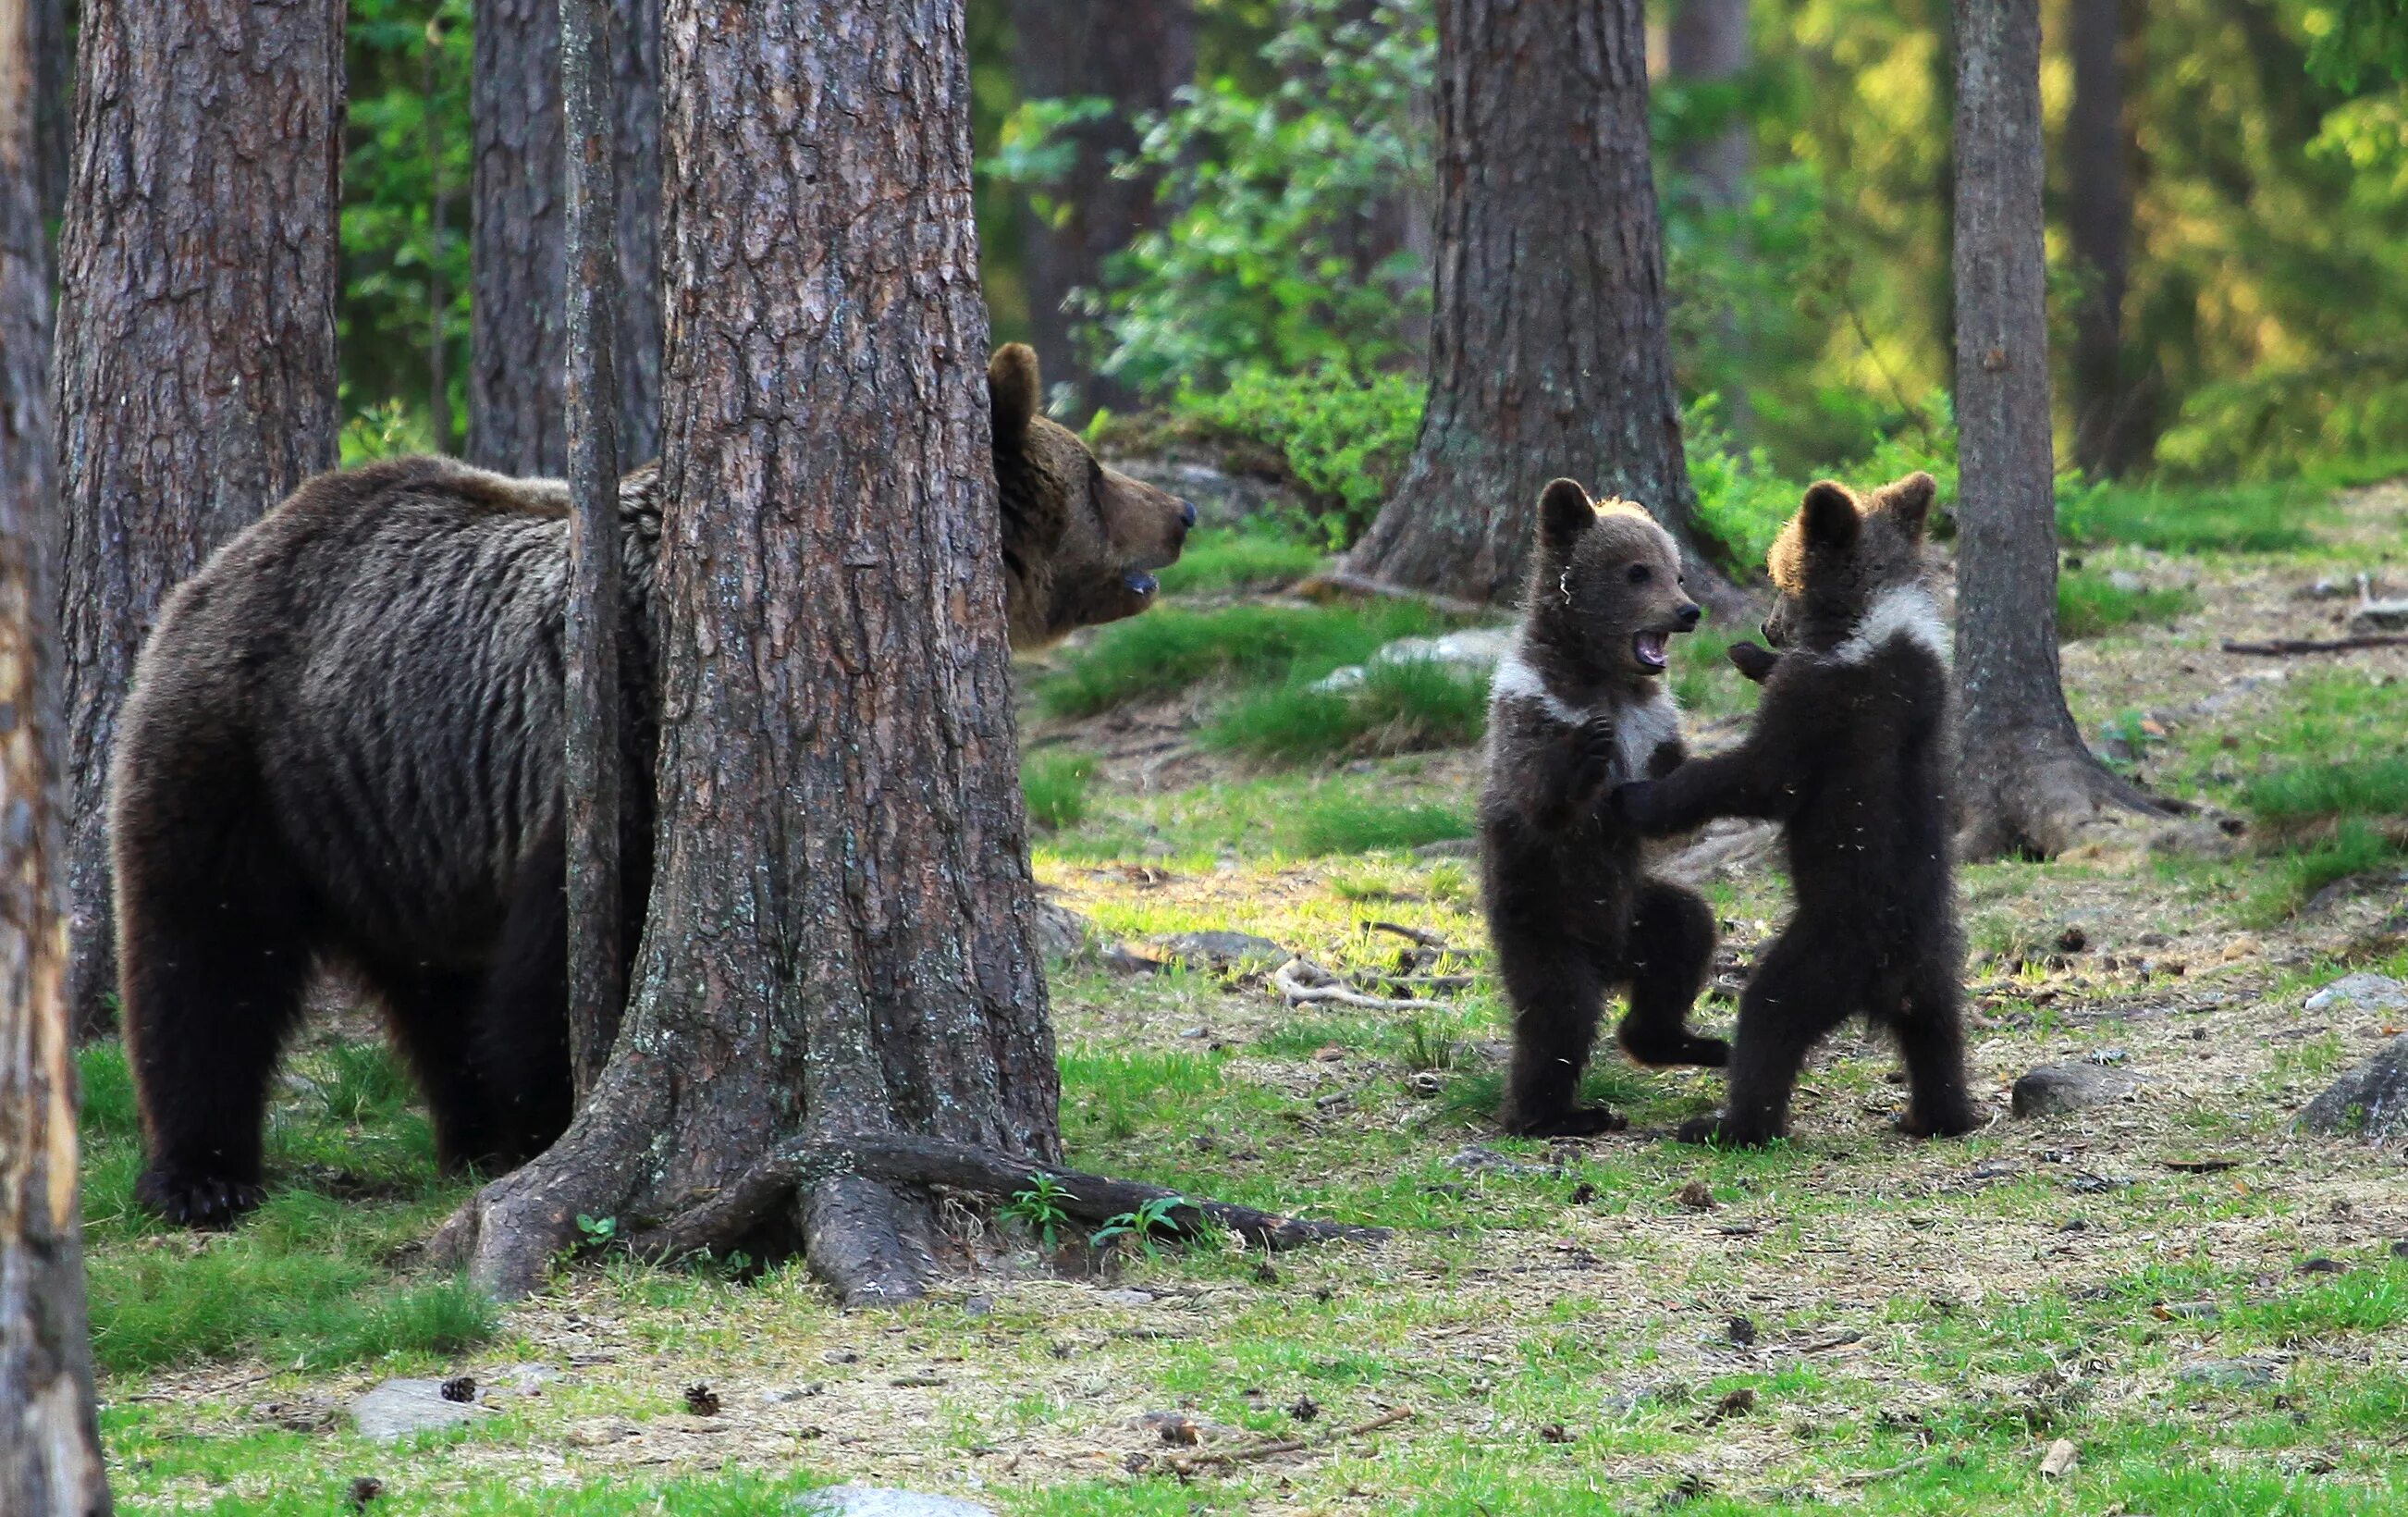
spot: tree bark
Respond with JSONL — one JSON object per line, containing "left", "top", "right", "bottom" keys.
{"left": 560, "top": 0, "right": 622, "bottom": 1100}
{"left": 2065, "top": 0, "right": 2142, "bottom": 478}
{"left": 1, "top": 6, "right": 112, "bottom": 1501}
{"left": 1667, "top": 0, "right": 1748, "bottom": 208}
{"left": 468, "top": 0, "right": 662, "bottom": 472}
{"left": 441, "top": 0, "right": 1060, "bottom": 1305}
{"left": 53, "top": 0, "right": 344, "bottom": 1040}
{"left": 1012, "top": 0, "right": 1193, "bottom": 420}
{"left": 31, "top": 0, "right": 65, "bottom": 230}
{"left": 1343, "top": 0, "right": 1738, "bottom": 612}
{"left": 1951, "top": 0, "right": 2161, "bottom": 859}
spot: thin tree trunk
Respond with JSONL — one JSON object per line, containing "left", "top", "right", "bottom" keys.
{"left": 426, "top": 18, "right": 455, "bottom": 452}
{"left": 2066, "top": 0, "right": 2138, "bottom": 478}
{"left": 1012, "top": 0, "right": 1193, "bottom": 419}
{"left": 31, "top": 0, "right": 66, "bottom": 230}
{"left": 1, "top": 5, "right": 112, "bottom": 1499}
{"left": 442, "top": 0, "right": 1059, "bottom": 1304}
{"left": 1667, "top": 0, "right": 1750, "bottom": 434}
{"left": 1951, "top": 0, "right": 2160, "bottom": 859}
{"left": 468, "top": 0, "right": 660, "bottom": 470}
{"left": 54, "top": 0, "right": 344, "bottom": 1040}
{"left": 1345, "top": 0, "right": 1738, "bottom": 612}
{"left": 560, "top": 0, "right": 622, "bottom": 1099}
{"left": 610, "top": 0, "right": 660, "bottom": 462}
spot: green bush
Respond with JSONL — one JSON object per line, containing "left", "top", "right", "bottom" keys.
{"left": 1686, "top": 394, "right": 1958, "bottom": 571}
{"left": 1171, "top": 364, "right": 1426, "bottom": 546}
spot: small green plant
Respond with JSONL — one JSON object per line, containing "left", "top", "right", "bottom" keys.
{"left": 1292, "top": 793, "right": 1472, "bottom": 856}
{"left": 1001, "top": 1174, "right": 1075, "bottom": 1252}
{"left": 1021, "top": 750, "right": 1099, "bottom": 832}
{"left": 1204, "top": 657, "right": 1488, "bottom": 762}
{"left": 338, "top": 397, "right": 437, "bottom": 464}
{"left": 1090, "top": 1195, "right": 1190, "bottom": 1258}
{"left": 1401, "top": 1018, "right": 1461, "bottom": 1074}
{"left": 577, "top": 1213, "right": 619, "bottom": 1246}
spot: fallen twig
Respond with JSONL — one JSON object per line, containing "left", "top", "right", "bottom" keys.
{"left": 2223, "top": 635, "right": 2408, "bottom": 657}
{"left": 1843, "top": 1452, "right": 1940, "bottom": 1486}
{"left": 1274, "top": 957, "right": 1444, "bottom": 1013}
{"left": 1366, "top": 920, "right": 1451, "bottom": 949}
{"left": 1165, "top": 1406, "right": 1416, "bottom": 1475}
{"left": 1349, "top": 972, "right": 1475, "bottom": 993}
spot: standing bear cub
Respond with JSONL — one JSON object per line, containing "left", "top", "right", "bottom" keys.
{"left": 113, "top": 344, "right": 1192, "bottom": 1227}
{"left": 1612, "top": 471, "right": 1974, "bottom": 1147}
{"left": 1481, "top": 479, "right": 1726, "bottom": 1137}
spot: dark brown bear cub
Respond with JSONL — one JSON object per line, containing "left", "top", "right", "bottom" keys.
{"left": 1612, "top": 471, "right": 1974, "bottom": 1147}
{"left": 115, "top": 345, "right": 1191, "bottom": 1227}
{"left": 1481, "top": 479, "right": 1724, "bottom": 1137}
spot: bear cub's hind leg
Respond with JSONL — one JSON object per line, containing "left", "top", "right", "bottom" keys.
{"left": 1615, "top": 880, "right": 1727, "bottom": 1069}
{"left": 1497, "top": 937, "right": 1627, "bottom": 1137}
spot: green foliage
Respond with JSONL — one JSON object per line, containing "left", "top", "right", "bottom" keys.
{"left": 2243, "top": 757, "right": 2408, "bottom": 824}
{"left": 1033, "top": 599, "right": 1447, "bottom": 719}
{"left": 2305, "top": 0, "right": 2408, "bottom": 89}
{"left": 1169, "top": 364, "right": 1426, "bottom": 546}
{"left": 2056, "top": 573, "right": 2202, "bottom": 641}
{"left": 1000, "top": 1174, "right": 1075, "bottom": 1252}
{"left": 1685, "top": 393, "right": 1958, "bottom": 571}
{"left": 1154, "top": 528, "right": 1326, "bottom": 596}
{"left": 1022, "top": 750, "right": 1100, "bottom": 832}
{"left": 1090, "top": 1195, "right": 1188, "bottom": 1257}
{"left": 2058, "top": 479, "right": 2327, "bottom": 552}
{"left": 1203, "top": 657, "right": 1487, "bottom": 762}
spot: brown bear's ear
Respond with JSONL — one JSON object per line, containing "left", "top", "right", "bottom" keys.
{"left": 989, "top": 343, "right": 1041, "bottom": 446}
{"left": 1800, "top": 480, "right": 1861, "bottom": 553}
{"left": 1537, "top": 478, "right": 1597, "bottom": 554}
{"left": 1874, "top": 470, "right": 1938, "bottom": 539}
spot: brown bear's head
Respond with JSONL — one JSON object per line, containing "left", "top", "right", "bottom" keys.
{"left": 989, "top": 344, "right": 1196, "bottom": 649}
{"left": 1523, "top": 477, "right": 1702, "bottom": 685}
{"left": 1760, "top": 471, "right": 1939, "bottom": 652}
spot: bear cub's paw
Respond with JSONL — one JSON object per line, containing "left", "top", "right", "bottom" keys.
{"left": 136, "top": 1166, "right": 267, "bottom": 1229}
{"left": 1619, "top": 1027, "right": 1730, "bottom": 1068}
{"left": 1672, "top": 1114, "right": 1776, "bottom": 1148}
{"left": 1726, "top": 640, "right": 1780, "bottom": 684}
{"left": 1607, "top": 779, "right": 1657, "bottom": 829}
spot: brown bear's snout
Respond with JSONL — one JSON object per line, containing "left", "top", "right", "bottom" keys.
{"left": 1677, "top": 601, "right": 1702, "bottom": 631}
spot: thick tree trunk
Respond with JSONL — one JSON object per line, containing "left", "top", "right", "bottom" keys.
{"left": 1951, "top": 0, "right": 2160, "bottom": 859}
{"left": 442, "top": 0, "right": 1059, "bottom": 1305}
{"left": 1012, "top": 0, "right": 1192, "bottom": 419}
{"left": 609, "top": 0, "right": 660, "bottom": 462}
{"left": 469, "top": 0, "right": 567, "bottom": 474}
{"left": 1, "top": 11, "right": 112, "bottom": 1504}
{"left": 1344, "top": 0, "right": 1738, "bottom": 612}
{"left": 54, "top": 0, "right": 343, "bottom": 1040}
{"left": 560, "top": 0, "right": 622, "bottom": 1099}
{"left": 2065, "top": 0, "right": 2142, "bottom": 478}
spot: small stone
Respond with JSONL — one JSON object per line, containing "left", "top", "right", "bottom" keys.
{"left": 1154, "top": 930, "right": 1285, "bottom": 972}
{"left": 2179, "top": 1358, "right": 2281, "bottom": 1389}
{"left": 1028, "top": 900, "right": 1092, "bottom": 960}
{"left": 2107, "top": 569, "right": 2145, "bottom": 592}
{"left": 350, "top": 1379, "right": 487, "bottom": 1441}
{"left": 567, "top": 1417, "right": 636, "bottom": 1448}
{"left": 1178, "top": 1026, "right": 1210, "bottom": 1040}
{"left": 2303, "top": 973, "right": 2408, "bottom": 1017}
{"left": 2040, "top": 1438, "right": 2080, "bottom": 1478}
{"left": 1094, "top": 1288, "right": 1155, "bottom": 1308}
{"left": 789, "top": 1487, "right": 999, "bottom": 1517}
{"left": 822, "top": 1350, "right": 861, "bottom": 1364}
{"left": 2086, "top": 1047, "right": 2130, "bottom": 1067}
{"left": 2012, "top": 1063, "right": 2144, "bottom": 1117}
{"left": 2296, "top": 1034, "right": 2408, "bottom": 1139}
{"left": 477, "top": 1363, "right": 561, "bottom": 1400}
{"left": 759, "top": 1384, "right": 825, "bottom": 1405}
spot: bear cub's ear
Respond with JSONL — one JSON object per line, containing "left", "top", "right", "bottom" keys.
{"left": 1872, "top": 470, "right": 1937, "bottom": 539}
{"left": 989, "top": 343, "right": 1041, "bottom": 446}
{"left": 1800, "top": 480, "right": 1861, "bottom": 553}
{"left": 1538, "top": 478, "right": 1597, "bottom": 555}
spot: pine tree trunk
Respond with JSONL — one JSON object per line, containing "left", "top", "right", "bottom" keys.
{"left": 1951, "top": 0, "right": 2159, "bottom": 859}
{"left": 1012, "top": 0, "right": 1192, "bottom": 419}
{"left": 1344, "top": 0, "right": 1738, "bottom": 612}
{"left": 441, "top": 0, "right": 1059, "bottom": 1305}
{"left": 54, "top": 0, "right": 344, "bottom": 1040}
{"left": 1667, "top": 0, "right": 1750, "bottom": 434}
{"left": 468, "top": 0, "right": 661, "bottom": 471}
{"left": 31, "top": 0, "right": 67, "bottom": 229}
{"left": 560, "top": 0, "right": 623, "bottom": 1099}
{"left": 1, "top": 9, "right": 112, "bottom": 1501}
{"left": 2066, "top": 0, "right": 2140, "bottom": 478}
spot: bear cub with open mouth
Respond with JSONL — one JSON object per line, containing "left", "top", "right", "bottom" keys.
{"left": 1480, "top": 479, "right": 1725, "bottom": 1137}
{"left": 1613, "top": 471, "right": 1975, "bottom": 1147}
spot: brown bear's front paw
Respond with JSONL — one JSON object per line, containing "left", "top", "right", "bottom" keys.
{"left": 136, "top": 1166, "right": 266, "bottom": 1229}
{"left": 1505, "top": 1104, "right": 1629, "bottom": 1139}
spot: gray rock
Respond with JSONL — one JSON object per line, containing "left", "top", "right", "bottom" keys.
{"left": 1094, "top": 1288, "right": 1156, "bottom": 1308}
{"left": 2178, "top": 1357, "right": 2282, "bottom": 1389}
{"left": 792, "top": 1487, "right": 998, "bottom": 1517}
{"left": 1155, "top": 930, "right": 1284, "bottom": 972}
{"left": 2012, "top": 1063, "right": 2144, "bottom": 1117}
{"left": 1029, "top": 900, "right": 1092, "bottom": 960}
{"left": 1110, "top": 458, "right": 1300, "bottom": 530}
{"left": 2107, "top": 569, "right": 2147, "bottom": 592}
{"left": 2303, "top": 972, "right": 2408, "bottom": 1017}
{"left": 350, "top": 1378, "right": 488, "bottom": 1441}
{"left": 2296, "top": 1035, "right": 2408, "bottom": 1140}
{"left": 1309, "top": 627, "right": 1516, "bottom": 695}
{"left": 2349, "top": 598, "right": 2408, "bottom": 633}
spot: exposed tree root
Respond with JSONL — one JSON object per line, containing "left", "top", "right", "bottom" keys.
{"left": 1957, "top": 734, "right": 2173, "bottom": 860}
{"left": 618, "top": 1133, "right": 1389, "bottom": 1271}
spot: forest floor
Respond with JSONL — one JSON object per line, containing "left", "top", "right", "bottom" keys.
{"left": 86, "top": 481, "right": 2408, "bottom": 1515}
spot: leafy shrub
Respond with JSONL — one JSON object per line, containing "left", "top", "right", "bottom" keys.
{"left": 1686, "top": 393, "right": 1958, "bottom": 571}
{"left": 1170, "top": 364, "right": 1426, "bottom": 546}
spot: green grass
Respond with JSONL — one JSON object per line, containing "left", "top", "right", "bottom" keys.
{"left": 1155, "top": 527, "right": 1325, "bottom": 596}
{"left": 1034, "top": 600, "right": 1450, "bottom": 719}
{"left": 1291, "top": 794, "right": 1472, "bottom": 855}
{"left": 1203, "top": 657, "right": 1489, "bottom": 761}
{"left": 2057, "top": 571, "right": 2201, "bottom": 639}
{"left": 2058, "top": 478, "right": 2329, "bottom": 553}
{"left": 2242, "top": 756, "right": 2408, "bottom": 826}
{"left": 1022, "top": 749, "right": 1100, "bottom": 831}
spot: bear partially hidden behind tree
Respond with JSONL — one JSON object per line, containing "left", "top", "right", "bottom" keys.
{"left": 1613, "top": 471, "right": 1975, "bottom": 1147}
{"left": 112, "top": 344, "right": 1193, "bottom": 1227}
{"left": 1481, "top": 479, "right": 1726, "bottom": 1137}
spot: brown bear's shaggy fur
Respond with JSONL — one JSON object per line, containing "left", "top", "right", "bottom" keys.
{"left": 114, "top": 345, "right": 1191, "bottom": 1227}
{"left": 1613, "top": 471, "right": 1974, "bottom": 1147}
{"left": 1480, "top": 479, "right": 1725, "bottom": 1138}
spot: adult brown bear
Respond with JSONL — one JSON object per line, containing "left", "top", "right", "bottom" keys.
{"left": 112, "top": 345, "right": 1191, "bottom": 1227}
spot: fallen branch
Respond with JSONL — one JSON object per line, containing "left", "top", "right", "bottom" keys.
{"left": 1274, "top": 957, "right": 1444, "bottom": 1013}
{"left": 2223, "top": 635, "right": 2408, "bottom": 657}
{"left": 1164, "top": 1406, "right": 1416, "bottom": 1476}
{"left": 1843, "top": 1452, "right": 1940, "bottom": 1486}
{"left": 1366, "top": 920, "right": 1451, "bottom": 949}
{"left": 1349, "top": 972, "right": 1475, "bottom": 993}
{"left": 1298, "top": 568, "right": 1493, "bottom": 620}
{"left": 620, "top": 1133, "right": 1387, "bottom": 1265}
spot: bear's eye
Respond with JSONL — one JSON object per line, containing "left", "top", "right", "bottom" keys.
{"left": 1625, "top": 563, "right": 1652, "bottom": 585}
